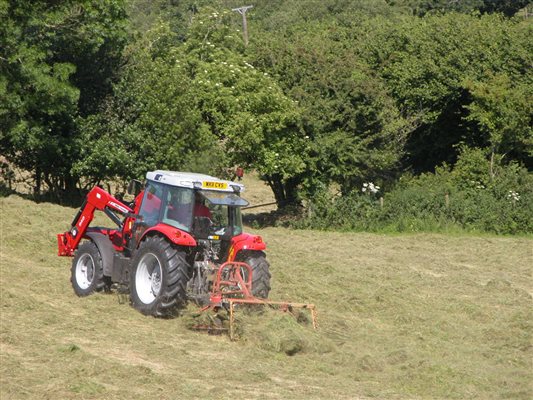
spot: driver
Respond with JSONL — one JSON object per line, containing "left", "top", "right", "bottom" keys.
{"left": 194, "top": 192, "right": 212, "bottom": 219}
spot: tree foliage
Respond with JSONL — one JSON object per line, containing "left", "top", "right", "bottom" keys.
{"left": 0, "top": 0, "right": 128, "bottom": 197}
{"left": 351, "top": 12, "right": 532, "bottom": 171}
{"left": 182, "top": 8, "right": 307, "bottom": 204}
{"left": 464, "top": 74, "right": 532, "bottom": 175}
{"left": 78, "top": 8, "right": 305, "bottom": 205}
{"left": 385, "top": 0, "right": 531, "bottom": 16}
{"left": 1, "top": 0, "right": 531, "bottom": 222}
{"left": 250, "top": 20, "right": 421, "bottom": 195}
{"left": 75, "top": 23, "right": 211, "bottom": 186}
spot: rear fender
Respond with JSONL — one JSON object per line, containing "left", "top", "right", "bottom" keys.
{"left": 227, "top": 233, "right": 266, "bottom": 262}
{"left": 140, "top": 224, "right": 196, "bottom": 248}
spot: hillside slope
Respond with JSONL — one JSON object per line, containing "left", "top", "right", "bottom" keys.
{"left": 1, "top": 195, "right": 532, "bottom": 399}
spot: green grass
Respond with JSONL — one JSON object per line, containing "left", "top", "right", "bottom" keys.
{"left": 1, "top": 194, "right": 532, "bottom": 399}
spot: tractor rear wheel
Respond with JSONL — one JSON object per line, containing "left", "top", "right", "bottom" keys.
{"left": 130, "top": 236, "right": 189, "bottom": 317}
{"left": 71, "top": 241, "right": 106, "bottom": 296}
{"left": 238, "top": 251, "right": 271, "bottom": 299}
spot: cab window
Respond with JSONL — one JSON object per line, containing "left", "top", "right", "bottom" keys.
{"left": 139, "top": 181, "right": 164, "bottom": 227}
{"left": 207, "top": 204, "right": 243, "bottom": 237}
{"left": 162, "top": 186, "right": 194, "bottom": 231}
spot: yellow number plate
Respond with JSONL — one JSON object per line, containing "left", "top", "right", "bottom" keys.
{"left": 202, "top": 181, "right": 228, "bottom": 190}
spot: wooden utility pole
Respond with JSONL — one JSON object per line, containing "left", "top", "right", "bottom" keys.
{"left": 232, "top": 5, "right": 253, "bottom": 46}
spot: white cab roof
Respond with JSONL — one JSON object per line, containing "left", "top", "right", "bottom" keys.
{"left": 145, "top": 170, "right": 245, "bottom": 192}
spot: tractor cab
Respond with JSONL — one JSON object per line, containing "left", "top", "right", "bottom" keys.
{"left": 132, "top": 171, "right": 249, "bottom": 261}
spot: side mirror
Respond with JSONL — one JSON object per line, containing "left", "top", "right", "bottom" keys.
{"left": 127, "top": 179, "right": 142, "bottom": 196}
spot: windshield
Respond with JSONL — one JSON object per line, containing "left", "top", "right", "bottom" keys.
{"left": 190, "top": 190, "right": 245, "bottom": 238}
{"left": 207, "top": 203, "right": 244, "bottom": 237}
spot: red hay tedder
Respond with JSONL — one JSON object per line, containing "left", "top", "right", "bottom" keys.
{"left": 57, "top": 171, "right": 316, "bottom": 336}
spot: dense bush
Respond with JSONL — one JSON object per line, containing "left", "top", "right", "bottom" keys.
{"left": 297, "top": 149, "right": 533, "bottom": 234}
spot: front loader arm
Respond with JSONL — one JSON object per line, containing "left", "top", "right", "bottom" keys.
{"left": 57, "top": 186, "right": 134, "bottom": 256}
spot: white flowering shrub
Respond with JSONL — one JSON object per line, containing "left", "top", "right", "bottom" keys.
{"left": 507, "top": 191, "right": 520, "bottom": 202}
{"left": 362, "top": 182, "right": 380, "bottom": 194}
{"left": 296, "top": 148, "right": 533, "bottom": 234}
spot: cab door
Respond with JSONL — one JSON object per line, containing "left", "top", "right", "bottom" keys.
{"left": 132, "top": 180, "right": 165, "bottom": 245}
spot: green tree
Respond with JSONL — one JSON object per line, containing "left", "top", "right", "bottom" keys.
{"left": 81, "top": 9, "right": 306, "bottom": 206}
{"left": 0, "top": 0, "right": 128, "bottom": 198}
{"left": 465, "top": 74, "right": 533, "bottom": 175}
{"left": 250, "top": 20, "right": 418, "bottom": 194}
{"left": 477, "top": 0, "right": 531, "bottom": 16}
{"left": 181, "top": 8, "right": 307, "bottom": 205}
{"left": 385, "top": 0, "right": 530, "bottom": 16}
{"left": 356, "top": 13, "right": 531, "bottom": 172}
{"left": 76, "top": 23, "right": 217, "bottom": 187}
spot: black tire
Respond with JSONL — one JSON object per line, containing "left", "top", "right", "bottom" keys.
{"left": 237, "top": 251, "right": 271, "bottom": 299}
{"left": 130, "top": 236, "right": 189, "bottom": 317}
{"left": 71, "top": 241, "right": 106, "bottom": 296}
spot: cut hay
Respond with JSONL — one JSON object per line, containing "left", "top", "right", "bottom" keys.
{"left": 234, "top": 306, "right": 334, "bottom": 355}
{"left": 182, "top": 303, "right": 334, "bottom": 356}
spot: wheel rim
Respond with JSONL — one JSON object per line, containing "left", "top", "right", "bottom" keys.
{"left": 75, "top": 253, "right": 95, "bottom": 290}
{"left": 136, "top": 253, "right": 163, "bottom": 304}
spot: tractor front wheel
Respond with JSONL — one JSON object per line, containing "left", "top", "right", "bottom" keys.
{"left": 71, "top": 241, "right": 106, "bottom": 296}
{"left": 130, "top": 236, "right": 189, "bottom": 317}
{"left": 238, "top": 251, "right": 271, "bottom": 299}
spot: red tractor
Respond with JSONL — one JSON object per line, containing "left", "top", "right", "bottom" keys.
{"left": 57, "top": 171, "right": 271, "bottom": 317}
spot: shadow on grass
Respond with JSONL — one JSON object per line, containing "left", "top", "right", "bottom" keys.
{"left": 0, "top": 182, "right": 95, "bottom": 207}
{"left": 243, "top": 205, "right": 303, "bottom": 228}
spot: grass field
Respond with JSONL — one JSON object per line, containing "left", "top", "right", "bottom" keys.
{"left": 1, "top": 191, "right": 532, "bottom": 399}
